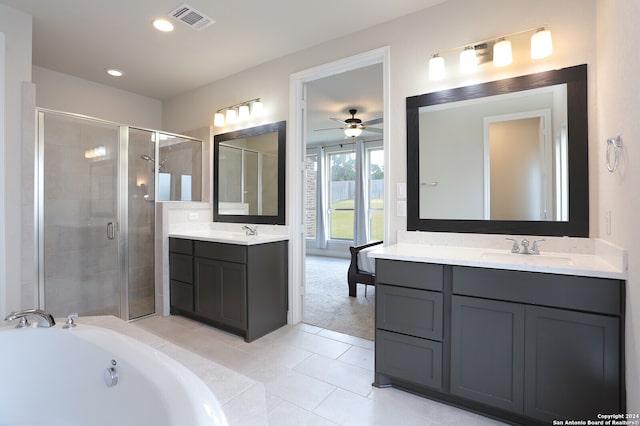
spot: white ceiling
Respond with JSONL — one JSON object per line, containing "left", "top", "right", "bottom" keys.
{"left": 0, "top": 0, "right": 445, "bottom": 100}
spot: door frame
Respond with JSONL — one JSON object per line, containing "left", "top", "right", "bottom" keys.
{"left": 287, "top": 46, "right": 390, "bottom": 324}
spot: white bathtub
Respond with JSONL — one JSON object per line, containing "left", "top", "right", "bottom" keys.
{"left": 0, "top": 323, "right": 228, "bottom": 426}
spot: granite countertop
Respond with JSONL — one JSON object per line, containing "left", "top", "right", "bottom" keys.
{"left": 368, "top": 241, "right": 627, "bottom": 280}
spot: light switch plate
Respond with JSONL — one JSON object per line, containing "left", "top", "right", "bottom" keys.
{"left": 397, "top": 182, "right": 407, "bottom": 199}
{"left": 397, "top": 200, "right": 407, "bottom": 217}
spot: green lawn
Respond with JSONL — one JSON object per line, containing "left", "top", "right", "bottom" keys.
{"left": 330, "top": 199, "right": 384, "bottom": 241}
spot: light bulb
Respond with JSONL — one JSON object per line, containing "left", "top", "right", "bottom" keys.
{"left": 153, "top": 19, "right": 174, "bottom": 32}
{"left": 493, "top": 38, "right": 512, "bottom": 67}
{"left": 531, "top": 27, "right": 553, "bottom": 59}
{"left": 344, "top": 127, "right": 363, "bottom": 138}
{"left": 214, "top": 112, "right": 225, "bottom": 127}
{"left": 429, "top": 54, "right": 445, "bottom": 81}
{"left": 459, "top": 46, "right": 478, "bottom": 74}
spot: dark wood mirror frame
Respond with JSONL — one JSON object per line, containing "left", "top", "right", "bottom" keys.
{"left": 213, "top": 121, "right": 286, "bottom": 225}
{"left": 407, "top": 64, "right": 588, "bottom": 236}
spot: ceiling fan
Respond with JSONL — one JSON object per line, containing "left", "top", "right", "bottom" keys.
{"left": 315, "top": 109, "right": 383, "bottom": 138}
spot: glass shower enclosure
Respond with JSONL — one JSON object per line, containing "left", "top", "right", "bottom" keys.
{"left": 36, "top": 110, "right": 200, "bottom": 320}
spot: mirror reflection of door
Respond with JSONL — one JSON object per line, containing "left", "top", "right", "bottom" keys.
{"left": 484, "top": 110, "right": 552, "bottom": 220}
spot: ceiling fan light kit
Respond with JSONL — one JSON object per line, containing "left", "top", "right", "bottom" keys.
{"left": 315, "top": 108, "right": 383, "bottom": 139}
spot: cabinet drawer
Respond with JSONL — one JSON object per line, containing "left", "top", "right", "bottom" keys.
{"left": 376, "top": 259, "right": 443, "bottom": 291}
{"left": 376, "top": 284, "right": 443, "bottom": 340}
{"left": 376, "top": 329, "right": 442, "bottom": 390}
{"left": 195, "top": 241, "right": 246, "bottom": 264}
{"left": 170, "top": 253, "right": 193, "bottom": 284}
{"left": 169, "top": 238, "right": 193, "bottom": 255}
{"left": 452, "top": 266, "right": 622, "bottom": 316}
{"left": 170, "top": 280, "right": 193, "bottom": 312}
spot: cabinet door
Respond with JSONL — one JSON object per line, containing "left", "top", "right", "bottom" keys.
{"left": 194, "top": 257, "right": 246, "bottom": 331}
{"left": 451, "top": 296, "right": 525, "bottom": 414}
{"left": 524, "top": 306, "right": 621, "bottom": 422}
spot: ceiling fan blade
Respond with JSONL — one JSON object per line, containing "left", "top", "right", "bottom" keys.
{"left": 329, "top": 117, "right": 346, "bottom": 124}
{"left": 363, "top": 127, "right": 383, "bottom": 134}
{"left": 314, "top": 127, "right": 344, "bottom": 132}
{"left": 362, "top": 117, "right": 383, "bottom": 126}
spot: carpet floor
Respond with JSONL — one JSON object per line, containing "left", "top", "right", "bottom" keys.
{"left": 303, "top": 255, "right": 375, "bottom": 341}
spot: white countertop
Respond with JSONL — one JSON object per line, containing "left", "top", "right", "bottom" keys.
{"left": 169, "top": 229, "right": 289, "bottom": 246}
{"left": 368, "top": 243, "right": 627, "bottom": 280}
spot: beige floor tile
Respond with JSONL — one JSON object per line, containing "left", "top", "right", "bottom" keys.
{"left": 337, "top": 345, "right": 374, "bottom": 371}
{"left": 294, "top": 354, "right": 374, "bottom": 396}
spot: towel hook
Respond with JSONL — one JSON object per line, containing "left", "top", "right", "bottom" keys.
{"left": 606, "top": 135, "right": 623, "bottom": 172}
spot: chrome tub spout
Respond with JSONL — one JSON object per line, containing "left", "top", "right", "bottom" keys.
{"left": 4, "top": 309, "right": 56, "bottom": 328}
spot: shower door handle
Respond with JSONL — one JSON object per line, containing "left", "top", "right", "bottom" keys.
{"left": 107, "top": 222, "right": 115, "bottom": 240}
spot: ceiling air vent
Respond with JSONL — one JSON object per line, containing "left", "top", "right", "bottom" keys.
{"left": 169, "top": 3, "right": 215, "bottom": 31}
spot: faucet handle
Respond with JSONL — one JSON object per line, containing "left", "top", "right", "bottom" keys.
{"left": 63, "top": 313, "right": 78, "bottom": 329}
{"left": 531, "top": 239, "right": 545, "bottom": 255}
{"left": 505, "top": 238, "right": 520, "bottom": 253}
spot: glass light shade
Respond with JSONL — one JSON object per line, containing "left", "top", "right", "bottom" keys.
{"left": 106, "top": 69, "right": 124, "bottom": 77}
{"left": 225, "top": 108, "right": 237, "bottom": 124}
{"left": 493, "top": 38, "right": 512, "bottom": 67}
{"left": 238, "top": 104, "right": 250, "bottom": 120}
{"left": 531, "top": 28, "right": 553, "bottom": 59}
{"left": 459, "top": 46, "right": 478, "bottom": 74}
{"left": 344, "top": 127, "right": 363, "bottom": 138}
{"left": 252, "top": 100, "right": 263, "bottom": 116}
{"left": 214, "top": 112, "right": 225, "bottom": 127}
{"left": 429, "top": 55, "right": 445, "bottom": 81}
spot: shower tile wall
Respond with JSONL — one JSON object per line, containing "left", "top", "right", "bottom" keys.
{"left": 42, "top": 114, "right": 120, "bottom": 317}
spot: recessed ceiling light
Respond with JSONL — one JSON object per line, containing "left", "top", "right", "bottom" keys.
{"left": 106, "top": 69, "right": 124, "bottom": 77}
{"left": 153, "top": 19, "right": 174, "bottom": 32}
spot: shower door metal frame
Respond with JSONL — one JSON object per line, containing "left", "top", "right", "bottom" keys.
{"left": 35, "top": 109, "right": 155, "bottom": 321}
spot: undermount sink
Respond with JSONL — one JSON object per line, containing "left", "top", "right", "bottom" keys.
{"left": 480, "top": 251, "right": 575, "bottom": 267}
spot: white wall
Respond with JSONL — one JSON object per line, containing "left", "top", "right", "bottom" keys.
{"left": 163, "top": 0, "right": 598, "bottom": 241}
{"left": 0, "top": 4, "right": 32, "bottom": 318}
{"left": 33, "top": 66, "right": 162, "bottom": 129}
{"left": 596, "top": 0, "right": 640, "bottom": 412}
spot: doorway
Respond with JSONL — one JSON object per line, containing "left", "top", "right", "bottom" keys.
{"left": 288, "top": 47, "right": 390, "bottom": 335}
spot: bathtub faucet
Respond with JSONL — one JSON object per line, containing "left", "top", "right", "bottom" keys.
{"left": 4, "top": 309, "right": 56, "bottom": 328}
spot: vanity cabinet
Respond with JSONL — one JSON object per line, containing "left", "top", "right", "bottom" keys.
{"left": 374, "top": 259, "right": 444, "bottom": 391}
{"left": 374, "top": 260, "right": 625, "bottom": 426}
{"left": 169, "top": 237, "right": 288, "bottom": 342}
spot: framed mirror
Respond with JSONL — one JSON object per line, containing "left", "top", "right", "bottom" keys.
{"left": 214, "top": 121, "right": 286, "bottom": 225}
{"left": 407, "top": 64, "right": 588, "bottom": 236}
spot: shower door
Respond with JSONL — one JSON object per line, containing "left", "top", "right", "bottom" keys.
{"left": 38, "top": 111, "right": 121, "bottom": 317}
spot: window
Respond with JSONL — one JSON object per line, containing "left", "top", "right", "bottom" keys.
{"left": 328, "top": 150, "right": 356, "bottom": 240}
{"left": 367, "top": 147, "right": 384, "bottom": 240}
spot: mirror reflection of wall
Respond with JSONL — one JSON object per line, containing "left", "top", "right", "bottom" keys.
{"left": 157, "top": 134, "right": 202, "bottom": 201}
{"left": 218, "top": 132, "right": 279, "bottom": 215}
{"left": 418, "top": 83, "right": 567, "bottom": 222}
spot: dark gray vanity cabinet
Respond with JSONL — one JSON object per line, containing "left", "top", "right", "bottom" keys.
{"left": 374, "top": 260, "right": 625, "bottom": 426}
{"left": 169, "top": 238, "right": 194, "bottom": 312}
{"left": 374, "top": 259, "right": 444, "bottom": 391}
{"left": 169, "top": 237, "right": 288, "bottom": 342}
{"left": 451, "top": 296, "right": 525, "bottom": 414}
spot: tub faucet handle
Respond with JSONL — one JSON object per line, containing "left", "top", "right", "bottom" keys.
{"left": 531, "top": 239, "right": 545, "bottom": 255}
{"left": 63, "top": 313, "right": 78, "bottom": 329}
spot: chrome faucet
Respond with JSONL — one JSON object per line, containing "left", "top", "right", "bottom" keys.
{"left": 4, "top": 309, "right": 56, "bottom": 328}
{"left": 505, "top": 238, "right": 545, "bottom": 255}
{"left": 242, "top": 225, "right": 258, "bottom": 236}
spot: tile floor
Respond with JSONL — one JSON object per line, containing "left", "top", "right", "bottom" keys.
{"left": 89, "top": 315, "right": 508, "bottom": 425}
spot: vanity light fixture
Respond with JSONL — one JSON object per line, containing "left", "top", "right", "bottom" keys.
{"left": 459, "top": 46, "right": 478, "bottom": 74}
{"left": 428, "top": 54, "right": 446, "bottom": 80}
{"left": 531, "top": 27, "right": 553, "bottom": 59}
{"left": 428, "top": 25, "right": 552, "bottom": 81}
{"left": 213, "top": 98, "right": 264, "bottom": 127}
{"left": 493, "top": 38, "right": 513, "bottom": 67}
